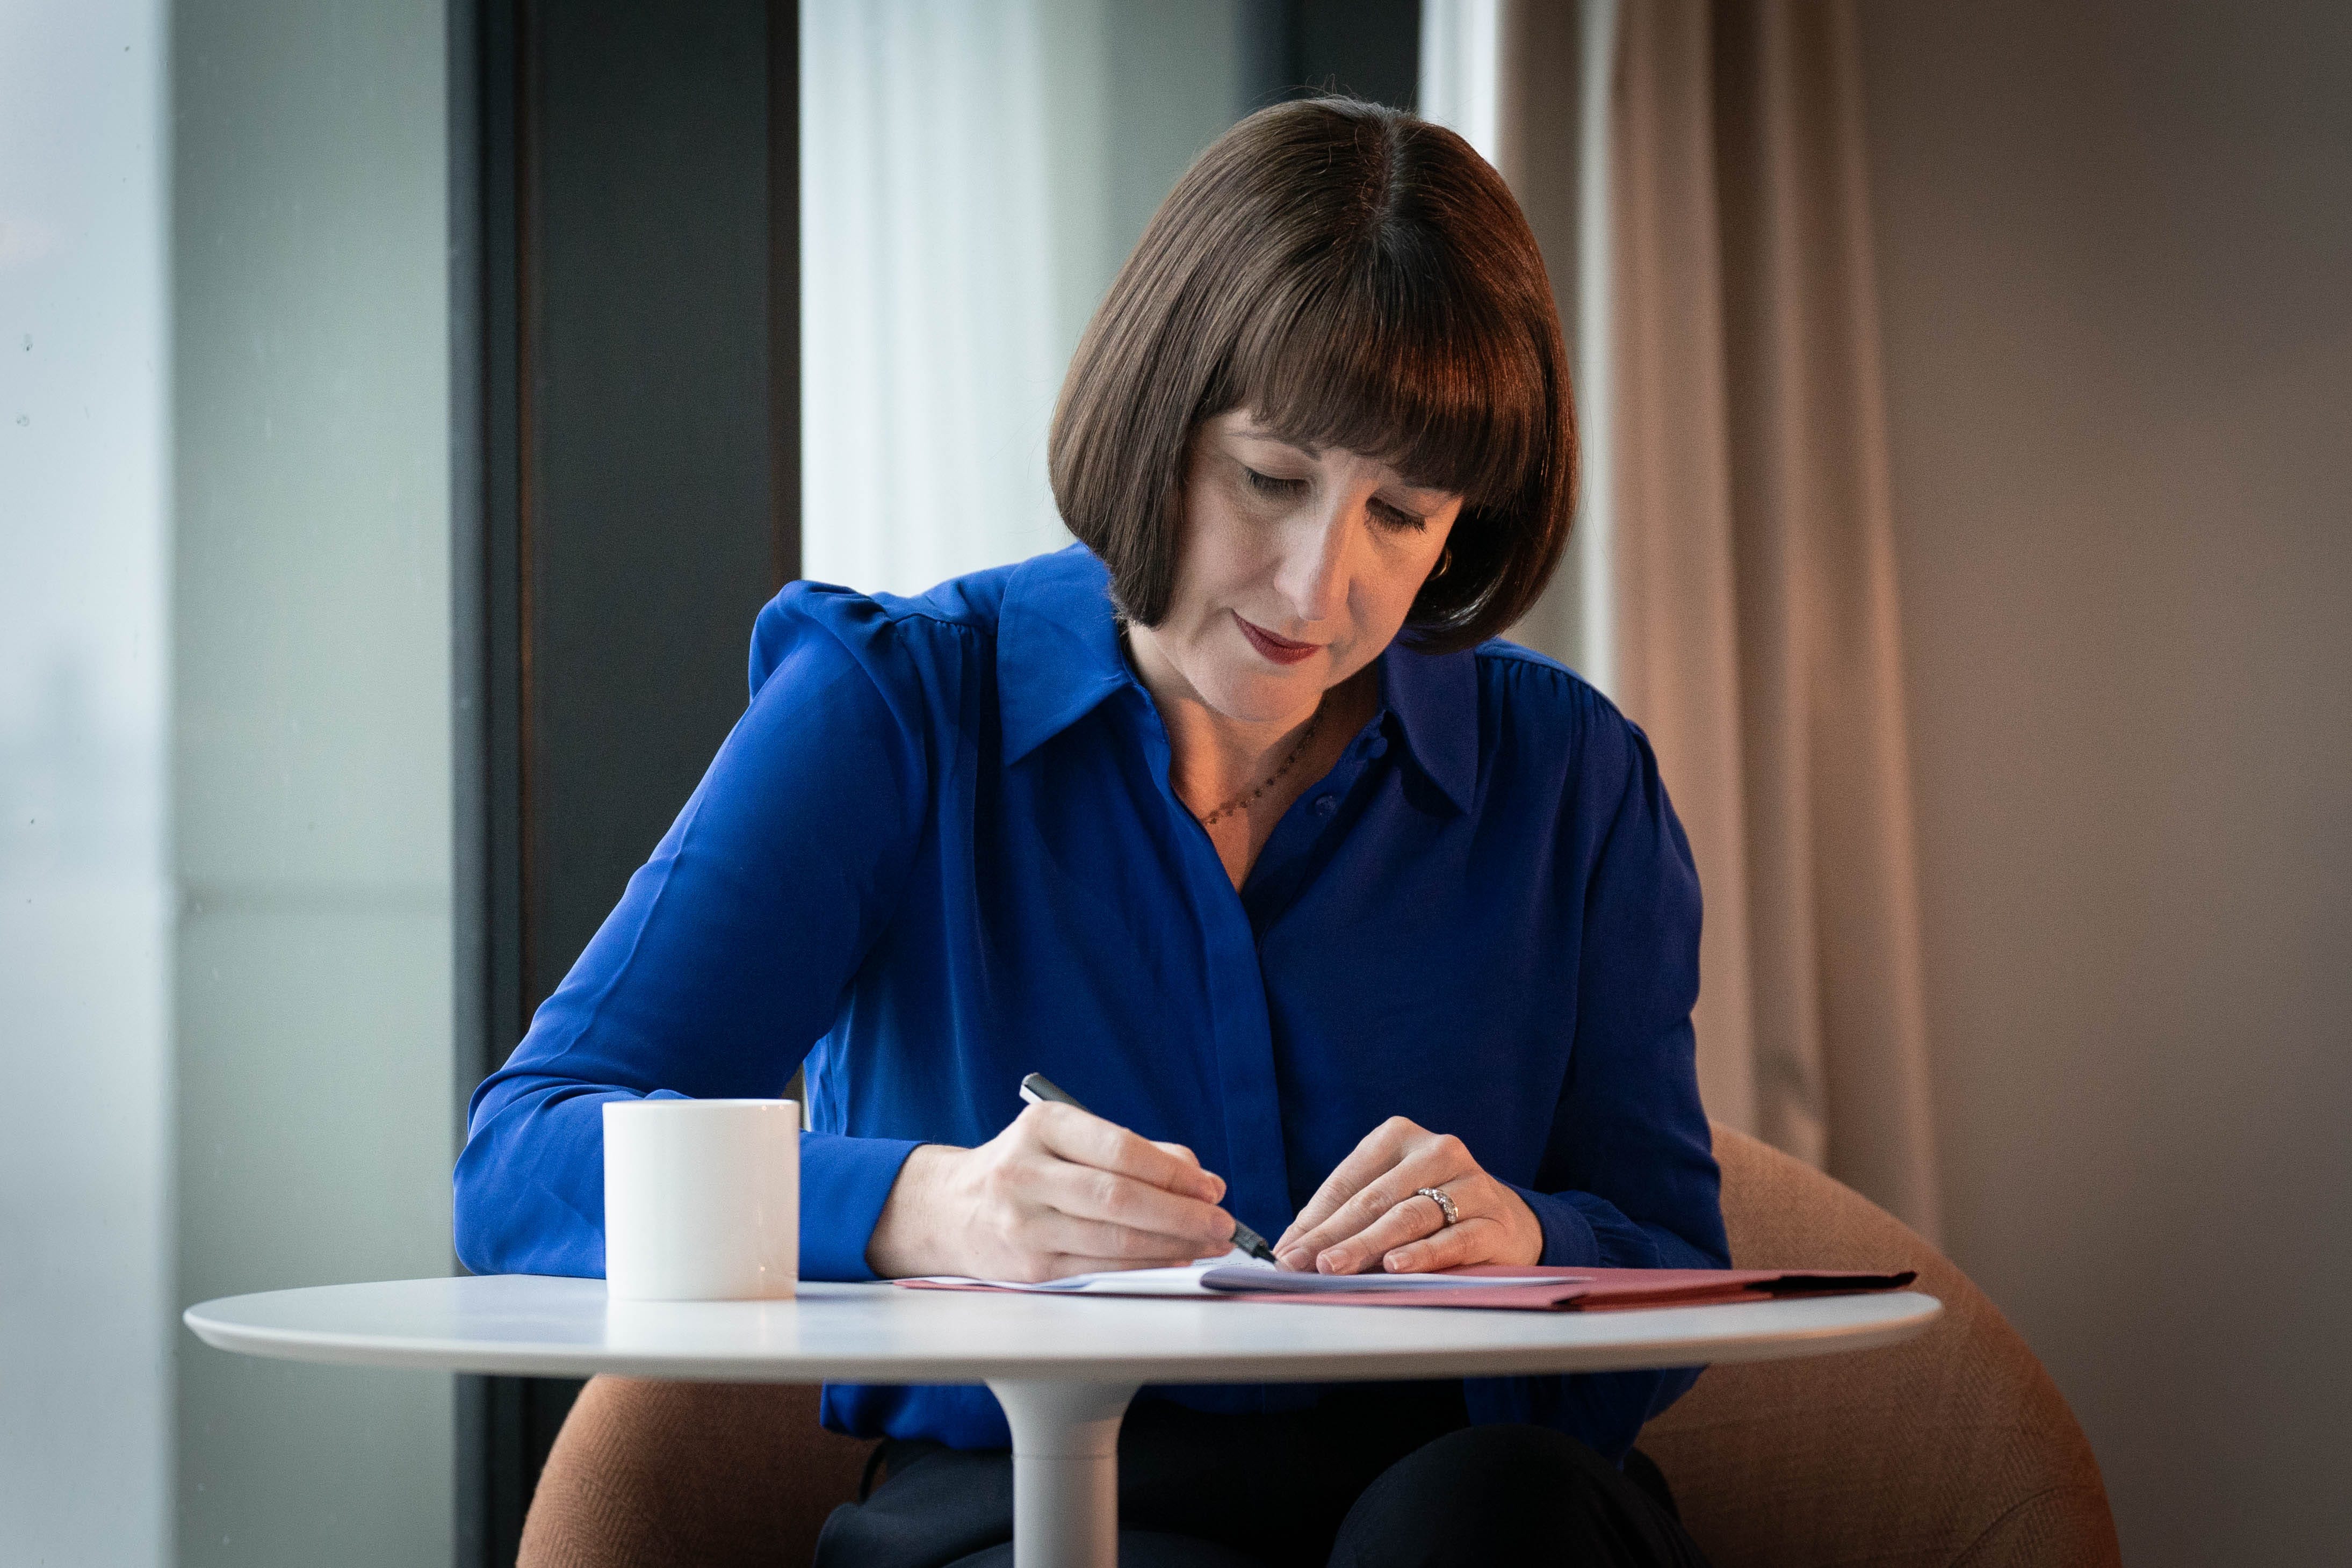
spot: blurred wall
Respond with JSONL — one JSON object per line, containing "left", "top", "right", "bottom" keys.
{"left": 0, "top": 3, "right": 171, "bottom": 1563}
{"left": 1857, "top": 3, "right": 2352, "bottom": 1560}
{"left": 172, "top": 2, "right": 458, "bottom": 1564}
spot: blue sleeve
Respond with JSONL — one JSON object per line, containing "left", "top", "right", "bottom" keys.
{"left": 453, "top": 585, "right": 934, "bottom": 1282}
{"left": 1465, "top": 707, "right": 1730, "bottom": 1457}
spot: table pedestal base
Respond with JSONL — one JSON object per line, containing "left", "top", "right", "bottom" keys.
{"left": 987, "top": 1377, "right": 1139, "bottom": 1568}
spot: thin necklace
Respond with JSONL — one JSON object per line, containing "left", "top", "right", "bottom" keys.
{"left": 1195, "top": 697, "right": 1327, "bottom": 828}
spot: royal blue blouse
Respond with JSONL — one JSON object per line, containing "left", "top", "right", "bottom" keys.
{"left": 454, "top": 544, "right": 1726, "bottom": 1459}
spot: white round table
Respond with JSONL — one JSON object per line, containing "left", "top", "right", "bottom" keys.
{"left": 186, "top": 1275, "right": 1939, "bottom": 1568}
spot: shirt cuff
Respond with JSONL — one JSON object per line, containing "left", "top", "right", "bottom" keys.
{"left": 799, "top": 1131, "right": 924, "bottom": 1281}
{"left": 1506, "top": 1183, "right": 1603, "bottom": 1269}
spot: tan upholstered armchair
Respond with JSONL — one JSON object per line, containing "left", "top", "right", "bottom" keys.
{"left": 1640, "top": 1127, "right": 2119, "bottom": 1566}
{"left": 520, "top": 1124, "right": 2119, "bottom": 1567}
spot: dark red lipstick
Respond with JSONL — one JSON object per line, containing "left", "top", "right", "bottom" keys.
{"left": 1235, "top": 613, "right": 1321, "bottom": 666}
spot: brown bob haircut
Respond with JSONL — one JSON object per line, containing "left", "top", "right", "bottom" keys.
{"left": 1049, "top": 97, "right": 1575, "bottom": 654}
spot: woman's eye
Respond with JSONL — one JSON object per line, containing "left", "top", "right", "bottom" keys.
{"left": 1244, "top": 467, "right": 1308, "bottom": 498}
{"left": 1371, "top": 502, "right": 1429, "bottom": 533}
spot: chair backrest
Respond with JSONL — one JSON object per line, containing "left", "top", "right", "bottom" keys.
{"left": 1641, "top": 1124, "right": 2120, "bottom": 1567}
{"left": 520, "top": 1377, "right": 871, "bottom": 1568}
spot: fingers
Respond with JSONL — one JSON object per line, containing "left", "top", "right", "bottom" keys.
{"left": 1278, "top": 1124, "right": 1473, "bottom": 1269}
{"left": 1377, "top": 1216, "right": 1502, "bottom": 1275}
{"left": 1150, "top": 1140, "right": 1217, "bottom": 1197}
{"left": 1274, "top": 1116, "right": 1417, "bottom": 1252}
{"left": 1026, "top": 1103, "right": 1225, "bottom": 1203}
{"left": 1308, "top": 1189, "right": 1449, "bottom": 1275}
{"left": 878, "top": 1112, "right": 1246, "bottom": 1281}
{"left": 1005, "top": 1104, "right": 1235, "bottom": 1260}
{"left": 1025, "top": 1208, "right": 1223, "bottom": 1265}
{"left": 1025, "top": 1153, "right": 1236, "bottom": 1254}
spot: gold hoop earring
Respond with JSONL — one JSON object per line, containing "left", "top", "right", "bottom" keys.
{"left": 1434, "top": 544, "right": 1454, "bottom": 579}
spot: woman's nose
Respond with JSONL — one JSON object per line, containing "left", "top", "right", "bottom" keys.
{"left": 1273, "top": 504, "right": 1355, "bottom": 624}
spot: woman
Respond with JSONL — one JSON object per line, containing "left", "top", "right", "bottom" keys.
{"left": 457, "top": 98, "right": 1724, "bottom": 1567}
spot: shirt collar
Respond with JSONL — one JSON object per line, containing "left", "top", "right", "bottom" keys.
{"left": 997, "top": 546, "right": 1137, "bottom": 765}
{"left": 1377, "top": 634, "right": 1480, "bottom": 815}
{"left": 997, "top": 544, "right": 1480, "bottom": 813}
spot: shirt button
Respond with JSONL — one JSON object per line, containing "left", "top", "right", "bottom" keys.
{"left": 1312, "top": 793, "right": 1338, "bottom": 817}
{"left": 1365, "top": 738, "right": 1389, "bottom": 758}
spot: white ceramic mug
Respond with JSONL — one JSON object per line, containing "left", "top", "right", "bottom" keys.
{"left": 602, "top": 1098, "right": 800, "bottom": 1301}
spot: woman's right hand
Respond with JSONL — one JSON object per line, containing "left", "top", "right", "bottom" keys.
{"left": 864, "top": 1102, "right": 1239, "bottom": 1281}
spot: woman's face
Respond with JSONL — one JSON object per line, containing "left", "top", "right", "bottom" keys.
{"left": 1132, "top": 409, "right": 1464, "bottom": 726}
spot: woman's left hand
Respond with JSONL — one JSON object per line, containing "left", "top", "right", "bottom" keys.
{"left": 1272, "top": 1116, "right": 1546, "bottom": 1275}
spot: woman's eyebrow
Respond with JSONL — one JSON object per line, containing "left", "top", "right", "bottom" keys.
{"left": 1232, "top": 427, "right": 1321, "bottom": 457}
{"left": 1386, "top": 478, "right": 1457, "bottom": 506}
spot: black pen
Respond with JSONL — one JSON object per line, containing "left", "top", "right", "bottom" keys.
{"left": 1018, "top": 1072, "right": 1281, "bottom": 1264}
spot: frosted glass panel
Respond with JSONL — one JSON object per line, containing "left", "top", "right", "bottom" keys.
{"left": 0, "top": 4, "right": 172, "bottom": 1565}
{"left": 169, "top": 1, "right": 458, "bottom": 1564}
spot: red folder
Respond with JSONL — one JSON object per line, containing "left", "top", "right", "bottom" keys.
{"left": 1200, "top": 1264, "right": 1918, "bottom": 1312}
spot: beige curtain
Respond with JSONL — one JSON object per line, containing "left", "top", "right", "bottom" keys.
{"left": 1609, "top": 0, "right": 1939, "bottom": 1237}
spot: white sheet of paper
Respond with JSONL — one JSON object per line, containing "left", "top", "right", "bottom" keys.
{"left": 907, "top": 1251, "right": 1581, "bottom": 1296}
{"left": 905, "top": 1250, "right": 1265, "bottom": 1296}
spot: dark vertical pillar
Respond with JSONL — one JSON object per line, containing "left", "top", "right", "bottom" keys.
{"left": 524, "top": 0, "right": 783, "bottom": 984}
{"left": 454, "top": 2, "right": 798, "bottom": 1561}
{"left": 1244, "top": 0, "right": 1423, "bottom": 110}
{"left": 768, "top": 3, "right": 802, "bottom": 597}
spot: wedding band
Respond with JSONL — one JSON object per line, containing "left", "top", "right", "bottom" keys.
{"left": 1415, "top": 1187, "right": 1459, "bottom": 1227}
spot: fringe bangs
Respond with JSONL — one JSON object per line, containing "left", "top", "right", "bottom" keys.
{"left": 1217, "top": 241, "right": 1552, "bottom": 518}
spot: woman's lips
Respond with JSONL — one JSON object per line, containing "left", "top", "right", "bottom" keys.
{"left": 1235, "top": 613, "right": 1322, "bottom": 666}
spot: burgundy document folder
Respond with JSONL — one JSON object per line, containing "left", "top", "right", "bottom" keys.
{"left": 1197, "top": 1265, "right": 1918, "bottom": 1312}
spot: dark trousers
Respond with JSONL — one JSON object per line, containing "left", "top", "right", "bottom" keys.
{"left": 815, "top": 1383, "right": 1712, "bottom": 1568}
